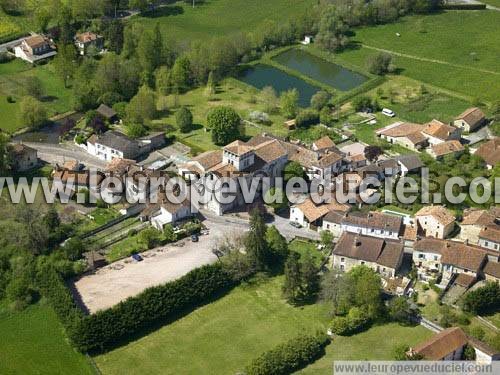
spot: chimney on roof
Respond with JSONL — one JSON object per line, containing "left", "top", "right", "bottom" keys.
{"left": 464, "top": 239, "right": 469, "bottom": 245}
{"left": 446, "top": 242, "right": 451, "bottom": 248}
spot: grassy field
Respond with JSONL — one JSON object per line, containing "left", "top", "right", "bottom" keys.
{"left": 289, "top": 239, "right": 325, "bottom": 266}
{"left": 0, "top": 60, "right": 74, "bottom": 133}
{"left": 151, "top": 78, "right": 290, "bottom": 153}
{"left": 0, "top": 301, "right": 94, "bottom": 375}
{"left": 299, "top": 323, "right": 433, "bottom": 374}
{"left": 481, "top": 0, "right": 500, "bottom": 6}
{"left": 94, "top": 275, "right": 433, "bottom": 374}
{"left": 332, "top": 10, "right": 500, "bottom": 102}
{"left": 133, "top": 0, "right": 315, "bottom": 44}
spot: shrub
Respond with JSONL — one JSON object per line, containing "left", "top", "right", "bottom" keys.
{"left": 248, "top": 111, "right": 270, "bottom": 125}
{"left": 72, "top": 263, "right": 234, "bottom": 352}
{"left": 462, "top": 282, "right": 500, "bottom": 314}
{"left": 245, "top": 334, "right": 329, "bottom": 375}
{"left": 74, "top": 134, "right": 87, "bottom": 145}
{"left": 295, "top": 109, "right": 319, "bottom": 128}
{"left": 6, "top": 95, "right": 15, "bottom": 103}
{"left": 330, "top": 307, "right": 372, "bottom": 336}
{"left": 176, "top": 106, "right": 193, "bottom": 133}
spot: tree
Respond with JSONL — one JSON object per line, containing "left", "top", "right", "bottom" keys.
{"left": 155, "top": 66, "right": 172, "bottom": 95}
{"left": 310, "top": 90, "right": 331, "bottom": 110}
{"left": 260, "top": 86, "right": 279, "bottom": 114}
{"left": 393, "top": 344, "right": 424, "bottom": 360}
{"left": 366, "top": 52, "right": 395, "bottom": 75}
{"left": 206, "top": 106, "right": 241, "bottom": 145}
{"left": 245, "top": 208, "right": 270, "bottom": 270}
{"left": 126, "top": 85, "right": 157, "bottom": 124}
{"left": 265, "top": 225, "right": 288, "bottom": 266}
{"left": 137, "top": 24, "right": 163, "bottom": 85}
{"left": 19, "top": 96, "right": 47, "bottom": 130}
{"left": 462, "top": 282, "right": 500, "bottom": 314}
{"left": 104, "top": 19, "right": 124, "bottom": 53}
{"left": 352, "top": 95, "right": 377, "bottom": 112}
{"left": 264, "top": 187, "right": 287, "bottom": 211}
{"left": 315, "top": 5, "right": 349, "bottom": 52}
{"left": 283, "top": 252, "right": 302, "bottom": 304}
{"left": 129, "top": 0, "right": 149, "bottom": 12}
{"left": 388, "top": 296, "right": 415, "bottom": 324}
{"left": 43, "top": 206, "right": 60, "bottom": 229}
{"left": 301, "top": 254, "right": 320, "bottom": 301}
{"left": 364, "top": 145, "right": 383, "bottom": 162}
{"left": 205, "top": 71, "right": 216, "bottom": 97}
{"left": 176, "top": 106, "right": 193, "bottom": 133}
{"left": 280, "top": 88, "right": 299, "bottom": 119}
{"left": 284, "top": 161, "right": 305, "bottom": 183}
{"left": 63, "top": 238, "right": 86, "bottom": 261}
{"left": 320, "top": 230, "right": 334, "bottom": 253}
{"left": 126, "top": 123, "right": 147, "bottom": 138}
{"left": 53, "top": 44, "right": 76, "bottom": 88}
{"left": 170, "top": 57, "right": 192, "bottom": 93}
{"left": 0, "top": 0, "right": 25, "bottom": 14}
{"left": 138, "top": 227, "right": 162, "bottom": 249}
{"left": 24, "top": 76, "right": 44, "bottom": 99}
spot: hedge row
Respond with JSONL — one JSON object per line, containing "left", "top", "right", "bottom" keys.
{"left": 245, "top": 334, "right": 329, "bottom": 375}
{"left": 72, "top": 263, "right": 234, "bottom": 352}
{"left": 39, "top": 262, "right": 235, "bottom": 353}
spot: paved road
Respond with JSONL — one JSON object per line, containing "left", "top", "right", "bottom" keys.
{"left": 23, "top": 142, "right": 108, "bottom": 169}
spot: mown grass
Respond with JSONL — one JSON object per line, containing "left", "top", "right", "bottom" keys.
{"left": 0, "top": 60, "right": 75, "bottom": 133}
{"left": 94, "top": 275, "right": 434, "bottom": 375}
{"left": 133, "top": 0, "right": 315, "bottom": 44}
{"left": 289, "top": 239, "right": 325, "bottom": 266}
{"left": 332, "top": 10, "right": 500, "bottom": 102}
{"left": 0, "top": 300, "right": 94, "bottom": 375}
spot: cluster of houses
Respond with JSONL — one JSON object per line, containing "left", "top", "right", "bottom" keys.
{"left": 12, "top": 31, "right": 104, "bottom": 64}
{"left": 376, "top": 107, "right": 488, "bottom": 159}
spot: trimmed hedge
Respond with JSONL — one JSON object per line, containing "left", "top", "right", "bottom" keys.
{"left": 38, "top": 262, "right": 235, "bottom": 353}
{"left": 245, "top": 334, "right": 329, "bottom": 375}
{"left": 72, "top": 263, "right": 234, "bottom": 352}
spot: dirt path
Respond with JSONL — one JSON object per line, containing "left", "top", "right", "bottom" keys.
{"left": 362, "top": 44, "right": 500, "bottom": 76}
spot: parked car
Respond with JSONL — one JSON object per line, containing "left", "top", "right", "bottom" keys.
{"left": 132, "top": 254, "right": 143, "bottom": 262}
{"left": 191, "top": 234, "right": 199, "bottom": 242}
{"left": 289, "top": 221, "right": 302, "bottom": 229}
{"left": 382, "top": 108, "right": 395, "bottom": 117}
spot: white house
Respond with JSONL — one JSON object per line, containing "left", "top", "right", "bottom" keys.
{"left": 453, "top": 107, "right": 486, "bottom": 133}
{"left": 339, "top": 211, "right": 403, "bottom": 240}
{"left": 421, "top": 119, "right": 461, "bottom": 146}
{"left": 140, "top": 192, "right": 193, "bottom": 231}
{"left": 14, "top": 34, "right": 57, "bottom": 63}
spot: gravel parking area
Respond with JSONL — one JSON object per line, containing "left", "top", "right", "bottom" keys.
{"left": 72, "top": 220, "right": 248, "bottom": 313}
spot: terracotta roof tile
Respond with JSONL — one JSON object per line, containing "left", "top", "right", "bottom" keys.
{"left": 455, "top": 107, "right": 485, "bottom": 127}
{"left": 422, "top": 119, "right": 457, "bottom": 140}
{"left": 475, "top": 138, "right": 500, "bottom": 167}
{"left": 484, "top": 260, "right": 500, "bottom": 279}
{"left": 416, "top": 206, "right": 456, "bottom": 226}
{"left": 431, "top": 140, "right": 464, "bottom": 157}
{"left": 413, "top": 327, "right": 468, "bottom": 360}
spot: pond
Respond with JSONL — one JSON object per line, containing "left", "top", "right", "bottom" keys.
{"left": 238, "top": 64, "right": 321, "bottom": 107}
{"left": 272, "top": 49, "right": 368, "bottom": 91}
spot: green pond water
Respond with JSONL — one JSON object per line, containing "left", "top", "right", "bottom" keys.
{"left": 238, "top": 64, "right": 321, "bottom": 107}
{"left": 272, "top": 49, "right": 368, "bottom": 91}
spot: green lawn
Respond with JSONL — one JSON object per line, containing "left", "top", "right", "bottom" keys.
{"left": 94, "top": 276, "right": 331, "bottom": 374}
{"left": 94, "top": 276, "right": 434, "bottom": 374}
{"left": 133, "top": 0, "right": 315, "bottom": 44}
{"left": 0, "top": 301, "right": 94, "bottom": 375}
{"left": 0, "top": 60, "right": 74, "bottom": 133}
{"left": 299, "top": 323, "right": 433, "bottom": 374}
{"left": 481, "top": 0, "right": 500, "bottom": 6}
{"left": 151, "top": 78, "right": 290, "bottom": 153}
{"left": 332, "top": 11, "right": 500, "bottom": 102}
{"left": 289, "top": 239, "right": 325, "bottom": 266}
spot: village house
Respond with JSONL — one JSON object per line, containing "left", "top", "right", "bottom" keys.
{"left": 179, "top": 135, "right": 288, "bottom": 216}
{"left": 483, "top": 260, "right": 500, "bottom": 283}
{"left": 453, "top": 107, "right": 487, "bottom": 133}
{"left": 96, "top": 104, "right": 119, "bottom": 124}
{"left": 413, "top": 237, "right": 487, "bottom": 285}
{"left": 290, "top": 197, "right": 350, "bottom": 230}
{"left": 459, "top": 208, "right": 498, "bottom": 245}
{"left": 415, "top": 206, "right": 456, "bottom": 239}
{"left": 411, "top": 327, "right": 500, "bottom": 363}
{"left": 140, "top": 190, "right": 193, "bottom": 231}
{"left": 52, "top": 167, "right": 104, "bottom": 200}
{"left": 474, "top": 137, "right": 500, "bottom": 169}
{"left": 421, "top": 119, "right": 461, "bottom": 145}
{"left": 411, "top": 327, "right": 468, "bottom": 360}
{"left": 14, "top": 34, "right": 57, "bottom": 63}
{"left": 478, "top": 225, "right": 500, "bottom": 254}
{"left": 85, "top": 131, "right": 165, "bottom": 161}
{"left": 427, "top": 140, "right": 464, "bottom": 160}
{"left": 329, "top": 211, "right": 403, "bottom": 240}
{"left": 376, "top": 122, "right": 428, "bottom": 151}
{"left": 395, "top": 154, "right": 424, "bottom": 176}
{"left": 75, "top": 31, "right": 104, "bottom": 56}
{"left": 8, "top": 143, "right": 38, "bottom": 172}
{"left": 332, "top": 232, "right": 404, "bottom": 278}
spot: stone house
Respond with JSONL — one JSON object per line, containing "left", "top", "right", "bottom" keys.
{"left": 75, "top": 31, "right": 104, "bottom": 56}
{"left": 453, "top": 107, "right": 487, "bottom": 133}
{"left": 332, "top": 232, "right": 404, "bottom": 278}
{"left": 14, "top": 34, "right": 57, "bottom": 63}
{"left": 475, "top": 137, "right": 500, "bottom": 169}
{"left": 427, "top": 140, "right": 464, "bottom": 160}
{"left": 290, "top": 197, "right": 350, "bottom": 230}
{"left": 8, "top": 144, "right": 38, "bottom": 172}
{"left": 338, "top": 211, "right": 403, "bottom": 240}
{"left": 479, "top": 226, "right": 500, "bottom": 254}
{"left": 483, "top": 260, "right": 500, "bottom": 283}
{"left": 376, "top": 122, "right": 428, "bottom": 151}
{"left": 415, "top": 206, "right": 456, "bottom": 239}
{"left": 421, "top": 119, "right": 461, "bottom": 146}
{"left": 459, "top": 208, "right": 498, "bottom": 245}
{"left": 412, "top": 327, "right": 468, "bottom": 360}
{"left": 140, "top": 193, "right": 192, "bottom": 231}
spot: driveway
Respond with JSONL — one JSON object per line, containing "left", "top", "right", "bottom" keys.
{"left": 72, "top": 219, "right": 248, "bottom": 313}
{"left": 24, "top": 142, "right": 108, "bottom": 170}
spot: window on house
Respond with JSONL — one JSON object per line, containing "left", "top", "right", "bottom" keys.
{"left": 434, "top": 255, "right": 438, "bottom": 261}
{"left": 340, "top": 265, "right": 344, "bottom": 271}
{"left": 361, "top": 261, "right": 365, "bottom": 265}
{"left": 485, "top": 241, "right": 489, "bottom": 246}
{"left": 340, "top": 257, "right": 344, "bottom": 262}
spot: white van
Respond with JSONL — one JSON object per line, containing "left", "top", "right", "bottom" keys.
{"left": 382, "top": 108, "right": 395, "bottom": 117}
